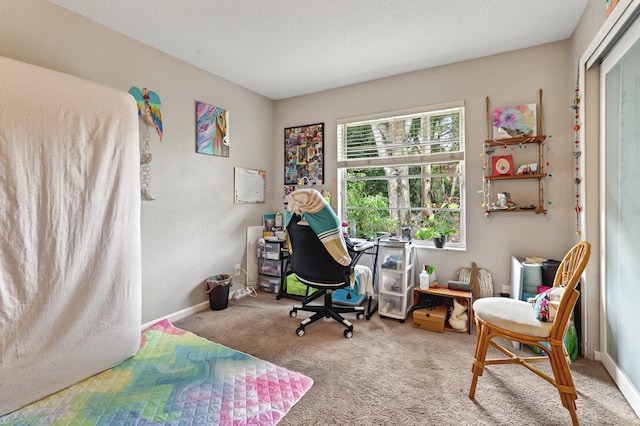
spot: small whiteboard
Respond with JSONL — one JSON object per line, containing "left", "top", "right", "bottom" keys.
{"left": 234, "top": 167, "right": 265, "bottom": 203}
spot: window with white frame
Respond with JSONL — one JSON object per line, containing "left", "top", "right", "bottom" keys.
{"left": 337, "top": 101, "right": 465, "bottom": 248}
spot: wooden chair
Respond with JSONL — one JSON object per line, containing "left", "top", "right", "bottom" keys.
{"left": 469, "top": 241, "right": 591, "bottom": 426}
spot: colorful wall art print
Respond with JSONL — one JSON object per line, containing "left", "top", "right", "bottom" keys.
{"left": 196, "top": 101, "right": 229, "bottom": 157}
{"left": 492, "top": 103, "right": 537, "bottom": 140}
{"left": 284, "top": 123, "right": 324, "bottom": 186}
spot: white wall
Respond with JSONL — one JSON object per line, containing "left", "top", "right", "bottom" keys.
{"left": 275, "top": 42, "right": 574, "bottom": 293}
{"left": 0, "top": 0, "right": 277, "bottom": 323}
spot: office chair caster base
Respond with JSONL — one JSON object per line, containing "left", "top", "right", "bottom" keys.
{"left": 356, "top": 312, "right": 365, "bottom": 320}
{"left": 344, "top": 328, "right": 353, "bottom": 339}
{"left": 296, "top": 327, "right": 305, "bottom": 337}
{"left": 289, "top": 310, "right": 297, "bottom": 318}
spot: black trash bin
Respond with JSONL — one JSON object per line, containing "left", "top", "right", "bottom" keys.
{"left": 205, "top": 274, "right": 232, "bottom": 310}
{"left": 541, "top": 260, "right": 561, "bottom": 287}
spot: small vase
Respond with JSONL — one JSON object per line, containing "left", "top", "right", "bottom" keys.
{"left": 433, "top": 236, "right": 446, "bottom": 248}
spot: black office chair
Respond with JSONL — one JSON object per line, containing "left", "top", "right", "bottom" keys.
{"left": 286, "top": 213, "right": 372, "bottom": 338}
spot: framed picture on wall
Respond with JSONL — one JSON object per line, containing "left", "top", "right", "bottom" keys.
{"left": 492, "top": 103, "right": 536, "bottom": 140}
{"left": 284, "top": 122, "right": 324, "bottom": 186}
{"left": 195, "top": 101, "right": 229, "bottom": 157}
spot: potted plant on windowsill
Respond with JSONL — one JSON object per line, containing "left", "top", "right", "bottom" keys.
{"left": 416, "top": 222, "right": 456, "bottom": 248}
{"left": 415, "top": 202, "right": 458, "bottom": 248}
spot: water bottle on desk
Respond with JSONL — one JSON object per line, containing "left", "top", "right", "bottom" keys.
{"left": 419, "top": 265, "right": 430, "bottom": 290}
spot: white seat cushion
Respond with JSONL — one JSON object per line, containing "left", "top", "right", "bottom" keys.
{"left": 473, "top": 297, "right": 554, "bottom": 338}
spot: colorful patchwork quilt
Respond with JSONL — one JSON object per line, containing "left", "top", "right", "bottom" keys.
{"left": 0, "top": 320, "right": 313, "bottom": 425}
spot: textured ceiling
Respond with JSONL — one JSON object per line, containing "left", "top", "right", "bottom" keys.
{"left": 50, "top": 0, "right": 589, "bottom": 100}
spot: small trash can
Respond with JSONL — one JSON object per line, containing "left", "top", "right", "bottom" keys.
{"left": 205, "top": 274, "right": 232, "bottom": 310}
{"left": 541, "top": 260, "right": 561, "bottom": 287}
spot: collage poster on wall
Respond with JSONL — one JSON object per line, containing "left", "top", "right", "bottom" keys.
{"left": 284, "top": 123, "right": 324, "bottom": 186}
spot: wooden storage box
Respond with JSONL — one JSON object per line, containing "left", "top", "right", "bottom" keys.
{"left": 413, "top": 305, "right": 448, "bottom": 332}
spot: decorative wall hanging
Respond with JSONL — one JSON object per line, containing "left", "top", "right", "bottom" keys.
{"left": 492, "top": 103, "right": 537, "bottom": 140}
{"left": 572, "top": 71, "right": 582, "bottom": 235}
{"left": 284, "top": 123, "right": 324, "bottom": 186}
{"left": 606, "top": 0, "right": 620, "bottom": 17}
{"left": 129, "top": 87, "right": 163, "bottom": 201}
{"left": 196, "top": 101, "right": 229, "bottom": 157}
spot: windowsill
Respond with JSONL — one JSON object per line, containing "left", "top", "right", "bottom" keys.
{"left": 351, "top": 238, "right": 466, "bottom": 251}
{"left": 413, "top": 242, "right": 466, "bottom": 251}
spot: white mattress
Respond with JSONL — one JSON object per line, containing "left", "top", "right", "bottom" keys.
{"left": 0, "top": 56, "right": 142, "bottom": 416}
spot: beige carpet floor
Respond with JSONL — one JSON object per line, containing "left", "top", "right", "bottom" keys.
{"left": 175, "top": 291, "right": 639, "bottom": 426}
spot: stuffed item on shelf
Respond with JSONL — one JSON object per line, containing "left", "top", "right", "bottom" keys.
{"left": 448, "top": 298, "right": 468, "bottom": 333}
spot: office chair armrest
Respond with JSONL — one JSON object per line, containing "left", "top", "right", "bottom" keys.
{"left": 353, "top": 241, "right": 375, "bottom": 252}
{"left": 349, "top": 241, "right": 373, "bottom": 271}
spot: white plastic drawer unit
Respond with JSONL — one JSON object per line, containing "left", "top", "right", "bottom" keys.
{"left": 379, "top": 269, "right": 410, "bottom": 294}
{"left": 378, "top": 286, "right": 413, "bottom": 319}
{"left": 258, "top": 258, "right": 281, "bottom": 276}
{"left": 379, "top": 242, "right": 412, "bottom": 271}
{"left": 257, "top": 242, "right": 283, "bottom": 260}
{"left": 377, "top": 240, "right": 414, "bottom": 320}
{"left": 259, "top": 275, "right": 280, "bottom": 293}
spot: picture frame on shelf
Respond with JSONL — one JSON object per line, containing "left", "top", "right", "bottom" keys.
{"left": 263, "top": 213, "right": 276, "bottom": 235}
{"left": 492, "top": 155, "right": 514, "bottom": 176}
{"left": 517, "top": 163, "right": 538, "bottom": 175}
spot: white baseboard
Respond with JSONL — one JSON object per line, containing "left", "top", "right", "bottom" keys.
{"left": 141, "top": 301, "right": 210, "bottom": 329}
{"left": 600, "top": 350, "right": 640, "bottom": 419}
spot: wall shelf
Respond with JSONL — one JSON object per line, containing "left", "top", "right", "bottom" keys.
{"left": 485, "top": 207, "right": 547, "bottom": 214}
{"left": 482, "top": 91, "right": 548, "bottom": 216}
{"left": 485, "top": 173, "right": 546, "bottom": 182}
{"left": 484, "top": 135, "right": 547, "bottom": 147}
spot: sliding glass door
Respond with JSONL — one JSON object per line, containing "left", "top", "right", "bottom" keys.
{"left": 600, "top": 14, "right": 640, "bottom": 413}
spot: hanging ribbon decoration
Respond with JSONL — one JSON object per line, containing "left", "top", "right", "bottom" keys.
{"left": 572, "top": 73, "right": 582, "bottom": 235}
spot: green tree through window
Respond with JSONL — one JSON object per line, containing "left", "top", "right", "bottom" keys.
{"left": 337, "top": 103, "right": 465, "bottom": 247}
